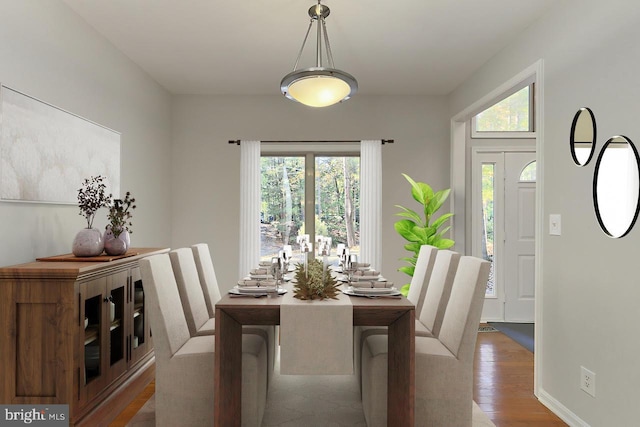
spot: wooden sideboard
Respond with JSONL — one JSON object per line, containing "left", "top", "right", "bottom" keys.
{"left": 0, "top": 247, "right": 169, "bottom": 426}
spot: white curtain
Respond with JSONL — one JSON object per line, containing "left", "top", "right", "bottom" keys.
{"left": 239, "top": 140, "right": 261, "bottom": 278}
{"left": 360, "top": 140, "right": 382, "bottom": 269}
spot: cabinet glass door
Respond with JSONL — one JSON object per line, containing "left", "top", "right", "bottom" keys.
{"left": 130, "top": 267, "right": 152, "bottom": 364}
{"left": 107, "top": 270, "right": 128, "bottom": 382}
{"left": 80, "top": 277, "right": 107, "bottom": 404}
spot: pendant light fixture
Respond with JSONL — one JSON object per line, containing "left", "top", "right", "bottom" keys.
{"left": 280, "top": 1, "right": 357, "bottom": 108}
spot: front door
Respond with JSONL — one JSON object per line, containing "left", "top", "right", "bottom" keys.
{"left": 472, "top": 149, "right": 536, "bottom": 322}
{"left": 504, "top": 152, "right": 536, "bottom": 322}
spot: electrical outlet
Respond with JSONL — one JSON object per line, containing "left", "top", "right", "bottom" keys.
{"left": 581, "top": 366, "right": 596, "bottom": 397}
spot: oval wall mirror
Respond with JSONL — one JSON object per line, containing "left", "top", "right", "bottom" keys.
{"left": 570, "top": 107, "right": 597, "bottom": 166}
{"left": 593, "top": 135, "right": 640, "bottom": 238}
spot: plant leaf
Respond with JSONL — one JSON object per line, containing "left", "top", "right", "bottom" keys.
{"left": 436, "top": 238, "right": 455, "bottom": 249}
{"left": 394, "top": 205, "right": 423, "bottom": 224}
{"left": 399, "top": 256, "right": 418, "bottom": 266}
{"left": 404, "top": 242, "right": 421, "bottom": 254}
{"left": 426, "top": 188, "right": 451, "bottom": 215}
{"left": 410, "top": 225, "right": 429, "bottom": 242}
{"left": 431, "top": 213, "right": 453, "bottom": 230}
{"left": 400, "top": 283, "right": 410, "bottom": 297}
{"left": 413, "top": 182, "right": 433, "bottom": 206}
{"left": 399, "top": 266, "right": 415, "bottom": 276}
{"left": 403, "top": 173, "right": 433, "bottom": 205}
{"left": 436, "top": 225, "right": 451, "bottom": 238}
{"left": 394, "top": 220, "right": 421, "bottom": 242}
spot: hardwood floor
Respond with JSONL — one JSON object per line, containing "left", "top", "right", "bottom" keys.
{"left": 109, "top": 380, "right": 154, "bottom": 427}
{"left": 110, "top": 329, "right": 566, "bottom": 426}
{"left": 474, "top": 329, "right": 566, "bottom": 426}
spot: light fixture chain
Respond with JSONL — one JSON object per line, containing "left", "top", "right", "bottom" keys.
{"left": 321, "top": 18, "right": 335, "bottom": 69}
{"left": 292, "top": 19, "right": 314, "bottom": 72}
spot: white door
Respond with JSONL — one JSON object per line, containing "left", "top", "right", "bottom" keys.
{"left": 504, "top": 152, "right": 536, "bottom": 322}
{"left": 472, "top": 150, "right": 536, "bottom": 322}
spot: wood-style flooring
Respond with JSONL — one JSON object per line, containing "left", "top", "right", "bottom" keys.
{"left": 474, "top": 329, "right": 566, "bottom": 426}
{"left": 110, "top": 328, "right": 566, "bottom": 426}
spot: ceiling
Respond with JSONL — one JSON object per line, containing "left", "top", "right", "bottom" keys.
{"left": 61, "top": 0, "right": 556, "bottom": 96}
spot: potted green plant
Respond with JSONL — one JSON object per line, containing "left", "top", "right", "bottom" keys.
{"left": 103, "top": 191, "right": 136, "bottom": 256}
{"left": 72, "top": 176, "right": 110, "bottom": 257}
{"left": 395, "top": 173, "right": 454, "bottom": 295}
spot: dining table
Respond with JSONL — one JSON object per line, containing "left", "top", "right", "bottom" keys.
{"left": 213, "top": 279, "right": 415, "bottom": 426}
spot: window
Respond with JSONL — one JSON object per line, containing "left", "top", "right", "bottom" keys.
{"left": 260, "top": 156, "right": 305, "bottom": 261}
{"left": 260, "top": 154, "right": 360, "bottom": 264}
{"left": 519, "top": 161, "right": 537, "bottom": 181}
{"left": 481, "top": 163, "right": 496, "bottom": 297}
{"left": 472, "top": 84, "right": 534, "bottom": 137}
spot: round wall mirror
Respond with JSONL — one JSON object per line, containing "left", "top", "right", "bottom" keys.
{"left": 570, "top": 107, "right": 597, "bottom": 166}
{"left": 593, "top": 135, "right": 640, "bottom": 238}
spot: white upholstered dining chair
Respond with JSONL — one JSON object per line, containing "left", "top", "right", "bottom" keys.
{"left": 415, "top": 249, "right": 460, "bottom": 338}
{"left": 169, "top": 247, "right": 216, "bottom": 336}
{"left": 353, "top": 244, "right": 438, "bottom": 393}
{"left": 405, "top": 244, "right": 439, "bottom": 315}
{"left": 140, "top": 253, "right": 268, "bottom": 427}
{"left": 191, "top": 243, "right": 276, "bottom": 384}
{"left": 191, "top": 243, "right": 222, "bottom": 317}
{"left": 361, "top": 255, "right": 491, "bottom": 427}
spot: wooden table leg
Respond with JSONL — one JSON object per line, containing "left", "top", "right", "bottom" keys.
{"left": 214, "top": 308, "right": 242, "bottom": 427}
{"left": 387, "top": 309, "right": 415, "bottom": 426}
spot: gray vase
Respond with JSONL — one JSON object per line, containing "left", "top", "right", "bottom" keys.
{"left": 72, "top": 228, "right": 104, "bottom": 257}
{"left": 103, "top": 227, "right": 130, "bottom": 256}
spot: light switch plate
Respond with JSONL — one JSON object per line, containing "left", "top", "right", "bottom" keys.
{"left": 549, "top": 214, "right": 561, "bottom": 235}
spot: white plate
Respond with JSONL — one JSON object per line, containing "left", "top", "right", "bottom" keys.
{"left": 230, "top": 287, "right": 287, "bottom": 296}
{"left": 342, "top": 288, "right": 400, "bottom": 297}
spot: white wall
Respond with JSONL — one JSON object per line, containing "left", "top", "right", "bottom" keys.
{"left": 0, "top": 0, "right": 172, "bottom": 266}
{"left": 171, "top": 95, "right": 449, "bottom": 291}
{"left": 450, "top": 1, "right": 640, "bottom": 425}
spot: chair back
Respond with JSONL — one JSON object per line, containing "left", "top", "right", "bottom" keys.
{"left": 191, "top": 243, "right": 222, "bottom": 318}
{"left": 438, "top": 256, "right": 491, "bottom": 361}
{"left": 406, "top": 245, "right": 438, "bottom": 314}
{"left": 139, "top": 254, "right": 191, "bottom": 359}
{"left": 418, "top": 250, "right": 461, "bottom": 337}
{"left": 169, "top": 248, "right": 211, "bottom": 336}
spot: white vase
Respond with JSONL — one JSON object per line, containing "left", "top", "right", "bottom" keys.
{"left": 72, "top": 228, "right": 104, "bottom": 257}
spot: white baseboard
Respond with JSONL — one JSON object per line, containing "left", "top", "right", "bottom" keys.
{"left": 537, "top": 388, "right": 590, "bottom": 427}
{"left": 480, "top": 317, "right": 503, "bottom": 323}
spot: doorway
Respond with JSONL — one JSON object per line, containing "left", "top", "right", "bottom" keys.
{"left": 472, "top": 149, "right": 536, "bottom": 322}
{"left": 450, "top": 60, "right": 543, "bottom": 392}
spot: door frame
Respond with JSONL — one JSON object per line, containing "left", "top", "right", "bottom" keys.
{"left": 449, "top": 59, "right": 544, "bottom": 395}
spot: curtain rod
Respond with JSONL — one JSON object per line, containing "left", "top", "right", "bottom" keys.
{"left": 228, "top": 139, "right": 394, "bottom": 145}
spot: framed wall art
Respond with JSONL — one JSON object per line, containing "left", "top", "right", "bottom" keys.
{"left": 0, "top": 84, "right": 120, "bottom": 204}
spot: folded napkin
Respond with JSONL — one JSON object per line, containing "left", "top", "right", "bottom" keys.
{"left": 251, "top": 268, "right": 269, "bottom": 275}
{"left": 258, "top": 261, "right": 272, "bottom": 267}
{"left": 350, "top": 281, "right": 393, "bottom": 288}
{"left": 354, "top": 262, "right": 370, "bottom": 268}
{"left": 353, "top": 270, "right": 380, "bottom": 277}
{"left": 238, "top": 279, "right": 276, "bottom": 287}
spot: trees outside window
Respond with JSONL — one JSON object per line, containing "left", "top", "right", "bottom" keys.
{"left": 260, "top": 155, "right": 360, "bottom": 263}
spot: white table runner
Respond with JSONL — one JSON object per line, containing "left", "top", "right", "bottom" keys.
{"left": 280, "top": 290, "right": 353, "bottom": 375}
